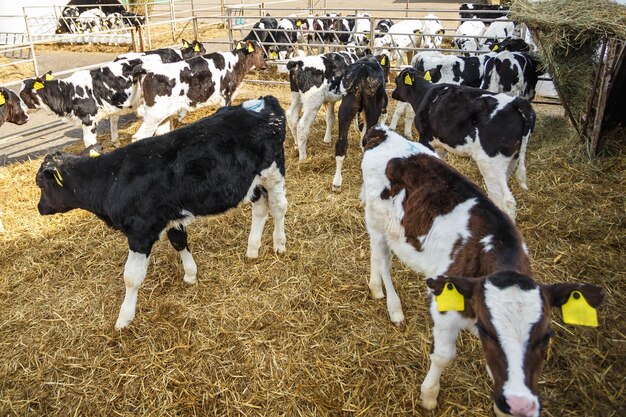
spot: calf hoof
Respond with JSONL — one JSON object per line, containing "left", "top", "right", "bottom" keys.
{"left": 331, "top": 184, "right": 341, "bottom": 193}
{"left": 421, "top": 396, "right": 438, "bottom": 411}
{"left": 183, "top": 273, "right": 197, "bottom": 284}
{"left": 112, "top": 141, "right": 121, "bottom": 148}
{"left": 390, "top": 311, "right": 405, "bottom": 327}
{"left": 369, "top": 286, "right": 385, "bottom": 300}
{"left": 246, "top": 249, "right": 260, "bottom": 260}
{"left": 273, "top": 241, "right": 286, "bottom": 255}
{"left": 114, "top": 316, "right": 133, "bottom": 330}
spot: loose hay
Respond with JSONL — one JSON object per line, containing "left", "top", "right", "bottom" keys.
{"left": 0, "top": 80, "right": 624, "bottom": 416}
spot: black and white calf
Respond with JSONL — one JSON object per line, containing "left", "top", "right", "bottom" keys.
{"left": 360, "top": 125, "right": 603, "bottom": 417}
{"left": 20, "top": 57, "right": 161, "bottom": 147}
{"left": 459, "top": 3, "right": 509, "bottom": 20}
{"left": 454, "top": 19, "right": 487, "bottom": 54}
{"left": 373, "top": 19, "right": 423, "bottom": 65}
{"left": 389, "top": 51, "right": 491, "bottom": 138}
{"left": 115, "top": 39, "right": 206, "bottom": 63}
{"left": 286, "top": 51, "right": 358, "bottom": 159}
{"left": 480, "top": 17, "right": 516, "bottom": 51}
{"left": 491, "top": 36, "right": 531, "bottom": 53}
{"left": 35, "top": 96, "right": 288, "bottom": 329}
{"left": 243, "top": 15, "right": 279, "bottom": 45}
{"left": 131, "top": 40, "right": 266, "bottom": 140}
{"left": 0, "top": 87, "right": 29, "bottom": 127}
{"left": 392, "top": 68, "right": 535, "bottom": 219}
{"left": 481, "top": 51, "right": 540, "bottom": 100}
{"left": 330, "top": 55, "right": 389, "bottom": 190}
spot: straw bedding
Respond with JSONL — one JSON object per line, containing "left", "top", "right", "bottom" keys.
{"left": 0, "top": 75, "right": 624, "bottom": 416}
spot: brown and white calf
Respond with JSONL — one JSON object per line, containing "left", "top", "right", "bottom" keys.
{"left": 361, "top": 125, "right": 603, "bottom": 417}
{"left": 131, "top": 40, "right": 266, "bottom": 140}
{"left": 392, "top": 67, "right": 535, "bottom": 220}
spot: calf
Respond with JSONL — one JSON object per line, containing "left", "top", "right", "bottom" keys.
{"left": 373, "top": 19, "right": 423, "bottom": 65}
{"left": 330, "top": 54, "right": 389, "bottom": 190}
{"left": 243, "top": 15, "right": 278, "bottom": 45}
{"left": 360, "top": 125, "right": 603, "bottom": 417}
{"left": 459, "top": 3, "right": 509, "bottom": 20}
{"left": 35, "top": 96, "right": 288, "bottom": 329}
{"left": 55, "top": 6, "right": 81, "bottom": 34}
{"left": 20, "top": 58, "right": 161, "bottom": 147}
{"left": 392, "top": 68, "right": 535, "bottom": 219}
{"left": 131, "top": 40, "right": 266, "bottom": 140}
{"left": 0, "top": 87, "right": 29, "bottom": 127}
{"left": 491, "top": 36, "right": 531, "bottom": 53}
{"left": 351, "top": 13, "right": 372, "bottom": 47}
{"left": 286, "top": 51, "right": 358, "bottom": 159}
{"left": 389, "top": 51, "right": 490, "bottom": 138}
{"left": 77, "top": 8, "right": 106, "bottom": 33}
{"left": 375, "top": 19, "right": 394, "bottom": 35}
{"left": 115, "top": 40, "right": 206, "bottom": 63}
{"left": 481, "top": 51, "right": 540, "bottom": 100}
{"left": 454, "top": 19, "right": 486, "bottom": 54}
{"left": 480, "top": 17, "right": 516, "bottom": 51}
{"left": 419, "top": 14, "right": 444, "bottom": 50}
{"left": 330, "top": 16, "right": 356, "bottom": 46}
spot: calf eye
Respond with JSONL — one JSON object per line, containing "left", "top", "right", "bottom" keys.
{"left": 535, "top": 329, "right": 553, "bottom": 348}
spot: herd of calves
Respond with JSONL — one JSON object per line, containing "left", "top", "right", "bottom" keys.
{"left": 1, "top": 19, "right": 604, "bottom": 417}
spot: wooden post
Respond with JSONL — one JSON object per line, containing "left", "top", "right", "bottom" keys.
{"left": 138, "top": 25, "right": 145, "bottom": 52}
{"left": 582, "top": 37, "right": 607, "bottom": 139}
{"left": 589, "top": 38, "right": 617, "bottom": 156}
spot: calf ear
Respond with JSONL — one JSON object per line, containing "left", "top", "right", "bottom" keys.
{"left": 182, "top": 39, "right": 190, "bottom": 48}
{"left": 544, "top": 283, "right": 604, "bottom": 327}
{"left": 426, "top": 275, "right": 480, "bottom": 312}
{"left": 544, "top": 283, "right": 604, "bottom": 309}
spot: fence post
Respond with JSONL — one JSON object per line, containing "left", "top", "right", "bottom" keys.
{"left": 191, "top": 0, "right": 198, "bottom": 41}
{"left": 22, "top": 7, "right": 39, "bottom": 77}
{"left": 226, "top": 7, "right": 233, "bottom": 48}
{"left": 144, "top": 2, "right": 152, "bottom": 50}
{"left": 169, "top": 0, "right": 176, "bottom": 41}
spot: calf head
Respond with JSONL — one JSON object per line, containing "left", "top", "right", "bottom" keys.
{"left": 36, "top": 152, "right": 81, "bottom": 215}
{"left": 420, "top": 28, "right": 444, "bottom": 50}
{"left": 493, "top": 37, "right": 530, "bottom": 53}
{"left": 20, "top": 71, "right": 54, "bottom": 110}
{"left": 234, "top": 40, "right": 267, "bottom": 70}
{"left": 374, "top": 53, "right": 391, "bottom": 82}
{"left": 0, "top": 88, "right": 29, "bottom": 125}
{"left": 427, "top": 272, "right": 604, "bottom": 417}
{"left": 391, "top": 67, "right": 431, "bottom": 102}
{"left": 180, "top": 39, "right": 206, "bottom": 59}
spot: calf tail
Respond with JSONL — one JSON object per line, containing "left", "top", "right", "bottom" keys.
{"left": 129, "top": 66, "right": 147, "bottom": 112}
{"left": 513, "top": 98, "right": 536, "bottom": 190}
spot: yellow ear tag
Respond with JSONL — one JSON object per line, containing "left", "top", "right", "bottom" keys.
{"left": 381, "top": 56, "right": 386, "bottom": 65}
{"left": 296, "top": 21, "right": 302, "bottom": 27}
{"left": 271, "top": 51, "right": 278, "bottom": 59}
{"left": 89, "top": 149, "right": 101, "bottom": 158}
{"left": 562, "top": 290, "right": 598, "bottom": 327}
{"left": 45, "top": 73, "right": 54, "bottom": 81}
{"left": 52, "top": 167, "right": 63, "bottom": 187}
{"left": 236, "top": 42, "right": 243, "bottom": 50}
{"left": 404, "top": 73, "right": 413, "bottom": 85}
{"left": 183, "top": 41, "right": 189, "bottom": 48}
{"left": 34, "top": 81, "right": 44, "bottom": 90}
{"left": 435, "top": 283, "right": 465, "bottom": 312}
{"left": 424, "top": 71, "right": 432, "bottom": 81}
{"left": 247, "top": 43, "right": 255, "bottom": 53}
{"left": 0, "top": 93, "right": 5, "bottom": 106}
{"left": 492, "top": 44, "right": 499, "bottom": 51}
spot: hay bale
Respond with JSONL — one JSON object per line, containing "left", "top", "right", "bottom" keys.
{"left": 512, "top": 0, "right": 626, "bottom": 150}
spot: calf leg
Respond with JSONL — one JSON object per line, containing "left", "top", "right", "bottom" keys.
{"left": 115, "top": 242, "right": 153, "bottom": 329}
{"left": 82, "top": 124, "right": 98, "bottom": 147}
{"left": 477, "top": 157, "right": 517, "bottom": 220}
{"left": 110, "top": 115, "right": 120, "bottom": 146}
{"left": 421, "top": 308, "right": 464, "bottom": 410}
{"left": 333, "top": 96, "right": 359, "bottom": 191}
{"left": 167, "top": 225, "right": 197, "bottom": 284}
{"left": 246, "top": 187, "right": 270, "bottom": 259}
{"left": 133, "top": 112, "right": 165, "bottom": 140}
{"left": 296, "top": 98, "right": 324, "bottom": 160}
{"left": 286, "top": 92, "right": 302, "bottom": 151}
{"left": 403, "top": 105, "right": 415, "bottom": 138}
{"left": 366, "top": 216, "right": 404, "bottom": 326}
{"left": 266, "top": 175, "right": 288, "bottom": 255}
{"left": 154, "top": 117, "right": 172, "bottom": 136}
{"left": 323, "top": 101, "right": 336, "bottom": 144}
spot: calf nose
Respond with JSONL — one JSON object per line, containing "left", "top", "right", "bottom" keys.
{"left": 506, "top": 395, "right": 538, "bottom": 417}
